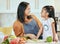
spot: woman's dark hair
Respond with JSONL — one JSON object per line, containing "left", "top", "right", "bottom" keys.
{"left": 43, "top": 6, "right": 57, "bottom": 33}
{"left": 17, "top": 2, "right": 29, "bottom": 23}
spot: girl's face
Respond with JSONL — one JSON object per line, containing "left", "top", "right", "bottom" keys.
{"left": 41, "top": 8, "right": 49, "bottom": 18}
{"left": 25, "top": 5, "right": 30, "bottom": 16}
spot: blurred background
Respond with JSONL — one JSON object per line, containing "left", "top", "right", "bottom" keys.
{"left": 0, "top": 0, "right": 60, "bottom": 40}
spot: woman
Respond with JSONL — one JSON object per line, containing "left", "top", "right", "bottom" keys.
{"left": 13, "top": 2, "right": 43, "bottom": 39}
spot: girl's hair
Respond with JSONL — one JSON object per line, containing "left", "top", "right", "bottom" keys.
{"left": 17, "top": 2, "right": 32, "bottom": 23}
{"left": 43, "top": 6, "right": 57, "bottom": 33}
{"left": 49, "top": 6, "right": 57, "bottom": 33}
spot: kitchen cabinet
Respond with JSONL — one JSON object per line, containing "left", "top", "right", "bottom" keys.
{"left": 55, "top": 0, "right": 60, "bottom": 12}
{"left": 0, "top": 0, "right": 55, "bottom": 13}
{"left": 0, "top": 0, "right": 7, "bottom": 13}
{"left": 10, "top": 0, "right": 38, "bottom": 13}
{"left": 0, "top": 0, "right": 37, "bottom": 13}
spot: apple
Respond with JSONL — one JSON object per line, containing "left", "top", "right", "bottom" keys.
{"left": 46, "top": 36, "right": 53, "bottom": 42}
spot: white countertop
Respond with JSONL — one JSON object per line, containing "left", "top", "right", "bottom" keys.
{"left": 25, "top": 39, "right": 60, "bottom": 44}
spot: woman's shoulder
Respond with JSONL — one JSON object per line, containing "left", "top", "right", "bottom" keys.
{"left": 29, "top": 13, "right": 37, "bottom": 19}
{"left": 13, "top": 20, "right": 23, "bottom": 27}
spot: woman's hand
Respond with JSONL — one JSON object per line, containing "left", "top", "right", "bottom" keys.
{"left": 25, "top": 34, "right": 37, "bottom": 39}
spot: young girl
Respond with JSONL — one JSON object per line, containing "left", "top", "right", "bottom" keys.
{"left": 37, "top": 6, "right": 58, "bottom": 41}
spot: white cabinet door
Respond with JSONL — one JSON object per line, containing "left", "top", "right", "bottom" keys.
{"left": 10, "top": 0, "right": 20, "bottom": 13}
{"left": 10, "top": 0, "right": 37, "bottom": 13}
{"left": 39, "top": 0, "right": 55, "bottom": 13}
{"left": 0, "top": 0, "right": 7, "bottom": 13}
{"left": 55, "top": 0, "right": 60, "bottom": 12}
{"left": 0, "top": 0, "right": 55, "bottom": 13}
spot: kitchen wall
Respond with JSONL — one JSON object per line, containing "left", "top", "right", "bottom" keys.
{"left": 0, "top": 13, "right": 16, "bottom": 27}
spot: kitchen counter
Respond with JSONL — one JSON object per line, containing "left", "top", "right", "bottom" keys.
{"left": 25, "top": 39, "right": 60, "bottom": 44}
{"left": 26, "top": 42, "right": 60, "bottom": 44}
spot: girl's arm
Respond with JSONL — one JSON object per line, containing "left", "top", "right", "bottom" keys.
{"left": 52, "top": 22, "right": 58, "bottom": 41}
{"left": 36, "top": 25, "right": 43, "bottom": 39}
{"left": 24, "top": 34, "right": 37, "bottom": 39}
{"left": 32, "top": 14, "right": 43, "bottom": 39}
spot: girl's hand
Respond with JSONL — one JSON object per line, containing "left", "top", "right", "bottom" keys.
{"left": 53, "top": 34, "right": 58, "bottom": 42}
{"left": 53, "top": 38, "right": 58, "bottom": 42}
{"left": 25, "top": 34, "right": 37, "bottom": 39}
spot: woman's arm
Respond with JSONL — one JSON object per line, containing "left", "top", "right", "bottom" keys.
{"left": 13, "top": 20, "right": 24, "bottom": 37}
{"left": 13, "top": 20, "right": 37, "bottom": 39}
{"left": 32, "top": 15, "right": 43, "bottom": 39}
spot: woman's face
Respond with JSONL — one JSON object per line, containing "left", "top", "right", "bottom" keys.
{"left": 25, "top": 5, "right": 30, "bottom": 16}
{"left": 41, "top": 8, "right": 48, "bottom": 18}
